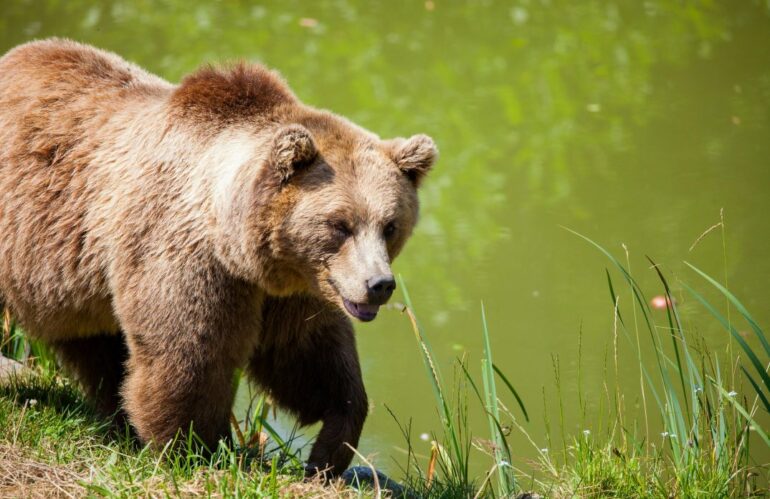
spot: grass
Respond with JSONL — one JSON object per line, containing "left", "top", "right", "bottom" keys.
{"left": 1, "top": 224, "right": 769, "bottom": 497}
{"left": 0, "top": 369, "right": 365, "bottom": 497}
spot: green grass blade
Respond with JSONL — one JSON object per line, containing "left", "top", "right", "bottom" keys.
{"left": 399, "top": 276, "right": 447, "bottom": 413}
{"left": 740, "top": 366, "right": 770, "bottom": 413}
{"left": 605, "top": 268, "right": 626, "bottom": 328}
{"left": 562, "top": 227, "right": 654, "bottom": 332}
{"left": 258, "top": 420, "right": 299, "bottom": 463}
{"left": 606, "top": 272, "right": 667, "bottom": 415}
{"left": 481, "top": 303, "right": 516, "bottom": 495}
{"left": 713, "top": 358, "right": 727, "bottom": 461}
{"left": 492, "top": 363, "right": 529, "bottom": 422}
{"left": 458, "top": 360, "right": 484, "bottom": 407}
{"left": 683, "top": 282, "right": 770, "bottom": 396}
{"left": 648, "top": 256, "right": 707, "bottom": 426}
{"left": 400, "top": 276, "right": 467, "bottom": 483}
{"left": 712, "top": 383, "right": 770, "bottom": 448}
{"left": 685, "top": 262, "right": 769, "bottom": 357}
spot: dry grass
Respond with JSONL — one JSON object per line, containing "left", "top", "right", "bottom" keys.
{"left": 0, "top": 442, "right": 362, "bottom": 498}
{"left": 0, "top": 444, "right": 87, "bottom": 498}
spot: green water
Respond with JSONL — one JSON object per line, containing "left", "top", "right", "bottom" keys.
{"left": 3, "top": 0, "right": 770, "bottom": 476}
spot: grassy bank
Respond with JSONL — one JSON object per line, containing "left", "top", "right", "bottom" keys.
{"left": 1, "top": 316, "right": 363, "bottom": 497}
{"left": 1, "top": 233, "right": 769, "bottom": 497}
{"left": 0, "top": 373, "right": 362, "bottom": 497}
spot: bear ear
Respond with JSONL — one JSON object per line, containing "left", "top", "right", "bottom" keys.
{"left": 268, "top": 124, "right": 318, "bottom": 184}
{"left": 387, "top": 134, "right": 438, "bottom": 187}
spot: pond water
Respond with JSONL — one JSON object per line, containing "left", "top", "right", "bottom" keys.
{"left": 3, "top": 0, "right": 769, "bottom": 477}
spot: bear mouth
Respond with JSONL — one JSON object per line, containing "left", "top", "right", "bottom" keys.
{"left": 342, "top": 299, "right": 380, "bottom": 322}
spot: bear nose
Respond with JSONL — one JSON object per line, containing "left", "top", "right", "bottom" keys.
{"left": 366, "top": 275, "right": 396, "bottom": 304}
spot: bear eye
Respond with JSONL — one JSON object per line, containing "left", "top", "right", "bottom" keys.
{"left": 383, "top": 221, "right": 397, "bottom": 239}
{"left": 327, "top": 220, "right": 353, "bottom": 239}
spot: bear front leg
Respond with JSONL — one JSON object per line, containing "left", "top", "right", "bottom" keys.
{"left": 114, "top": 262, "right": 263, "bottom": 453}
{"left": 249, "top": 296, "right": 368, "bottom": 476}
{"left": 307, "top": 394, "right": 368, "bottom": 477}
{"left": 122, "top": 341, "right": 236, "bottom": 452}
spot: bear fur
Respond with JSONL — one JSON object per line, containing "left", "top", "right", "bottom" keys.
{"left": 0, "top": 39, "right": 437, "bottom": 475}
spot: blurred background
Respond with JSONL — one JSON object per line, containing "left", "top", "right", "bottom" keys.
{"left": 2, "top": 0, "right": 769, "bottom": 476}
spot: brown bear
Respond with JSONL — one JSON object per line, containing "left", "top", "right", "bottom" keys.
{"left": 0, "top": 38, "right": 437, "bottom": 475}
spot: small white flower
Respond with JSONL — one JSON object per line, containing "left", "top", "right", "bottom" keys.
{"left": 727, "top": 391, "right": 738, "bottom": 398}
{"left": 419, "top": 433, "right": 430, "bottom": 442}
{"left": 28, "top": 399, "right": 37, "bottom": 407}
{"left": 583, "top": 429, "right": 591, "bottom": 436}
{"left": 661, "top": 432, "right": 669, "bottom": 438}
{"left": 499, "top": 460, "right": 510, "bottom": 467}
{"left": 540, "top": 448, "right": 548, "bottom": 453}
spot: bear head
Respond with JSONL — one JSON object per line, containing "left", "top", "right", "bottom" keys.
{"left": 254, "top": 113, "right": 437, "bottom": 322}
{"left": 181, "top": 65, "right": 437, "bottom": 322}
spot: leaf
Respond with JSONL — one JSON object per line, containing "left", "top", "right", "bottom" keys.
{"left": 492, "top": 363, "right": 529, "bottom": 422}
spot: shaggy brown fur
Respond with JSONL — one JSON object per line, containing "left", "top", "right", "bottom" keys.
{"left": 0, "top": 38, "right": 437, "bottom": 475}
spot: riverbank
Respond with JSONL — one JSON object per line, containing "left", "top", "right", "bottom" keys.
{"left": 1, "top": 365, "right": 763, "bottom": 498}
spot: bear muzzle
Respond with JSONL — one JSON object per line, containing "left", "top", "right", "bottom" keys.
{"left": 340, "top": 274, "right": 395, "bottom": 322}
